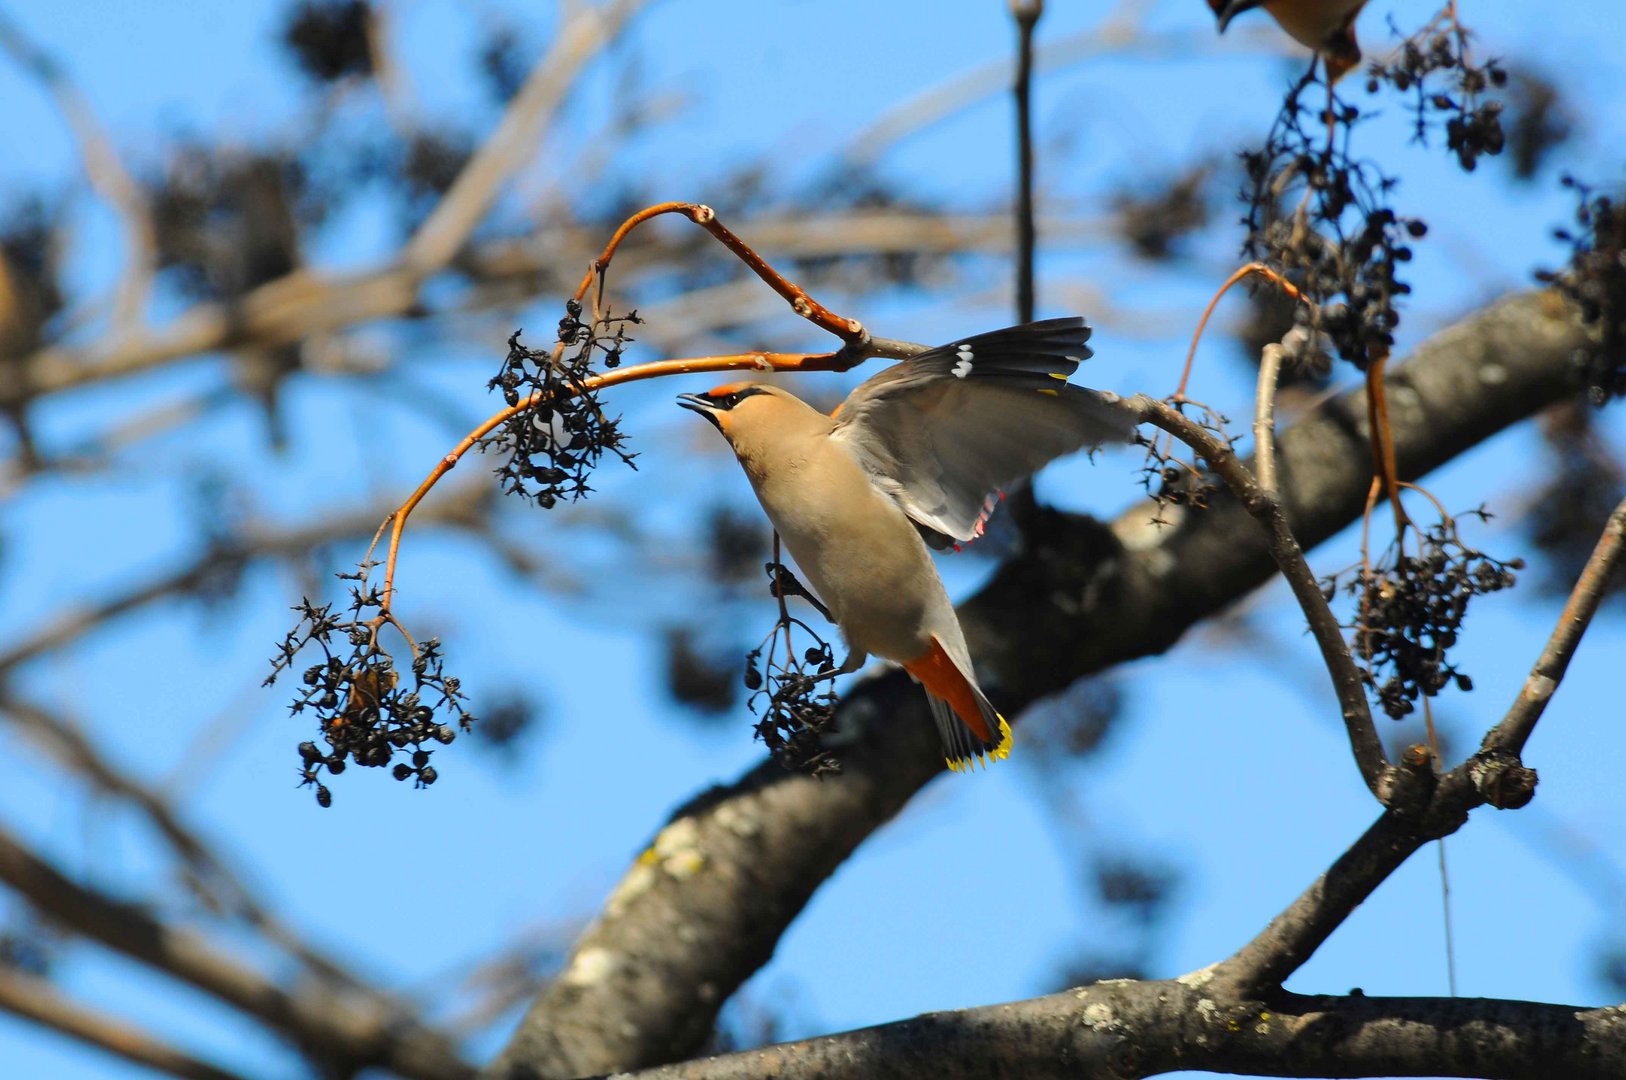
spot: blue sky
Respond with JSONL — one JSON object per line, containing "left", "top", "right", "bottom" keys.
{"left": 1, "top": 2, "right": 1624, "bottom": 1078}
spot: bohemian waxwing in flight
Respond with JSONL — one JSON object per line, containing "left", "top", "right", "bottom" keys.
{"left": 678, "top": 318, "right": 1135, "bottom": 772}
{"left": 1208, "top": 0, "right": 1368, "bottom": 83}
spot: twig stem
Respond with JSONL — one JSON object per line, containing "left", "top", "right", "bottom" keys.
{"left": 1253, "top": 343, "right": 1284, "bottom": 497}
{"left": 1173, "top": 262, "right": 1306, "bottom": 401}
{"left": 1011, "top": 0, "right": 1042, "bottom": 323}
{"left": 1131, "top": 394, "right": 1392, "bottom": 800}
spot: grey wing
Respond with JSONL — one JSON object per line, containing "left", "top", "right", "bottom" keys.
{"left": 830, "top": 317, "right": 1136, "bottom": 546}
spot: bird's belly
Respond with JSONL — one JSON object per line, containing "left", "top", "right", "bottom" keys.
{"left": 794, "top": 534, "right": 935, "bottom": 661}
{"left": 749, "top": 472, "right": 940, "bottom": 662}
{"left": 1265, "top": 0, "right": 1363, "bottom": 48}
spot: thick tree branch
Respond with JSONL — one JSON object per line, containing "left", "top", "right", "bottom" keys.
{"left": 488, "top": 287, "right": 1593, "bottom": 1079}
{"left": 608, "top": 981, "right": 1626, "bottom": 1080}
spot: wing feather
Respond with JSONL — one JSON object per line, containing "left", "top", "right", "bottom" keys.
{"left": 831, "top": 318, "right": 1135, "bottom": 544}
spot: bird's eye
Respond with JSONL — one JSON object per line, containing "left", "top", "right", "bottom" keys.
{"left": 704, "top": 386, "right": 759, "bottom": 409}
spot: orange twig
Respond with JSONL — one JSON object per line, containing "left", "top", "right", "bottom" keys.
{"left": 1363, "top": 352, "right": 1412, "bottom": 545}
{"left": 1174, "top": 261, "right": 1307, "bottom": 402}
{"left": 571, "top": 200, "right": 693, "bottom": 304}
{"left": 379, "top": 350, "right": 849, "bottom": 609}
{"left": 372, "top": 199, "right": 887, "bottom": 614}
{"left": 1357, "top": 475, "right": 1383, "bottom": 661}
{"left": 570, "top": 202, "right": 867, "bottom": 345}
{"left": 1397, "top": 480, "right": 1450, "bottom": 521}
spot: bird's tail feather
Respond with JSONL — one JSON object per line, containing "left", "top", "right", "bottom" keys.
{"left": 903, "top": 636, "right": 1012, "bottom": 772}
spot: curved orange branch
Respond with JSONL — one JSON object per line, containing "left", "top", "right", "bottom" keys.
{"left": 571, "top": 201, "right": 696, "bottom": 302}
{"left": 376, "top": 199, "right": 888, "bottom": 613}
{"left": 1363, "top": 352, "right": 1413, "bottom": 545}
{"left": 379, "top": 350, "right": 850, "bottom": 609}
{"left": 1174, "top": 261, "right": 1307, "bottom": 402}
{"left": 570, "top": 202, "right": 868, "bottom": 345}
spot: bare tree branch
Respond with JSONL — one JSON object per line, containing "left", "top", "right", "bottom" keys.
{"left": 1487, "top": 494, "right": 1626, "bottom": 757}
{"left": 843, "top": 14, "right": 1308, "bottom": 164}
{"left": 402, "top": 0, "right": 647, "bottom": 275}
{"left": 1130, "top": 392, "right": 1393, "bottom": 801}
{"left": 1217, "top": 790, "right": 1446, "bottom": 996}
{"left": 845, "top": 10, "right": 1158, "bottom": 165}
{"left": 0, "top": 823, "right": 473, "bottom": 1080}
{"left": 0, "top": 8, "right": 155, "bottom": 332}
{"left": 1255, "top": 341, "right": 1285, "bottom": 496}
{"left": 607, "top": 982, "right": 1626, "bottom": 1080}
{"left": 1223, "top": 461, "right": 1626, "bottom": 994}
{"left": 486, "top": 288, "right": 1592, "bottom": 1078}
{"left": 364, "top": 1, "right": 419, "bottom": 134}
{"left": 1011, "top": 0, "right": 1041, "bottom": 324}
{"left": 0, "top": 966, "right": 251, "bottom": 1080}
{"left": 0, "top": 694, "right": 370, "bottom": 991}
{"left": 5, "top": 209, "right": 1109, "bottom": 406}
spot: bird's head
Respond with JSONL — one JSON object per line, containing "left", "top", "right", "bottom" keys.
{"left": 678, "top": 382, "right": 828, "bottom": 465}
{"left": 673, "top": 377, "right": 813, "bottom": 432}
{"left": 675, "top": 381, "right": 773, "bottom": 437}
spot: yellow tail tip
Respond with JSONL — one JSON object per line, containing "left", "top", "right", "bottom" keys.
{"left": 944, "top": 715, "right": 1012, "bottom": 773}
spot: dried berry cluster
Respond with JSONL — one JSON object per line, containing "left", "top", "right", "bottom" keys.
{"left": 1236, "top": 9, "right": 1508, "bottom": 372}
{"left": 152, "top": 146, "right": 305, "bottom": 303}
{"left": 1136, "top": 415, "right": 1223, "bottom": 522}
{"left": 1113, "top": 163, "right": 1213, "bottom": 262}
{"left": 741, "top": 563, "right": 841, "bottom": 776}
{"left": 1364, "top": 18, "right": 1507, "bottom": 172}
{"left": 484, "top": 309, "right": 639, "bottom": 509}
{"left": 1537, "top": 177, "right": 1626, "bottom": 403}
{"left": 1329, "top": 513, "right": 1522, "bottom": 719}
{"left": 281, "top": 0, "right": 374, "bottom": 85}
{"left": 1240, "top": 89, "right": 1424, "bottom": 370}
{"left": 266, "top": 564, "right": 474, "bottom": 806}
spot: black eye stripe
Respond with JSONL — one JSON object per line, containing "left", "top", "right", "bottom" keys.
{"left": 710, "top": 387, "right": 761, "bottom": 408}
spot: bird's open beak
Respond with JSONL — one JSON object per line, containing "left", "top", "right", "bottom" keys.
{"left": 676, "top": 392, "right": 723, "bottom": 430}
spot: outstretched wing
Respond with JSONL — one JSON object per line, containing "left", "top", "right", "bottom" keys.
{"left": 830, "top": 317, "right": 1136, "bottom": 546}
